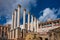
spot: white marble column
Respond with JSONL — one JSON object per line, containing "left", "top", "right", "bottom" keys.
{"left": 23, "top": 9, "right": 26, "bottom": 29}
{"left": 11, "top": 12, "right": 15, "bottom": 39}
{"left": 16, "top": 29, "right": 18, "bottom": 38}
{"left": 31, "top": 15, "right": 34, "bottom": 31}
{"left": 14, "top": 9, "right": 17, "bottom": 28}
{"left": 13, "top": 9, "right": 17, "bottom": 39}
{"left": 10, "top": 32, "right": 11, "bottom": 39}
{"left": 11, "top": 12, "right": 14, "bottom": 30}
{"left": 28, "top": 12, "right": 30, "bottom": 30}
{"left": 34, "top": 17, "right": 37, "bottom": 32}
{"left": 17, "top": 4, "right": 21, "bottom": 27}
{"left": 35, "top": 18, "right": 37, "bottom": 32}
{"left": 37, "top": 20, "right": 39, "bottom": 32}
{"left": 12, "top": 31, "right": 14, "bottom": 39}
{"left": 11, "top": 31, "right": 13, "bottom": 39}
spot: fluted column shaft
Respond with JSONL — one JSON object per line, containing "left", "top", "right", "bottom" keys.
{"left": 12, "top": 31, "right": 14, "bottom": 39}
{"left": 16, "top": 4, "right": 21, "bottom": 39}
{"left": 28, "top": 12, "right": 30, "bottom": 30}
{"left": 17, "top": 4, "right": 21, "bottom": 27}
{"left": 31, "top": 15, "right": 34, "bottom": 31}
{"left": 37, "top": 20, "right": 39, "bottom": 32}
{"left": 34, "top": 17, "right": 37, "bottom": 32}
{"left": 16, "top": 29, "right": 18, "bottom": 38}
{"left": 10, "top": 32, "right": 11, "bottom": 39}
{"left": 13, "top": 9, "right": 17, "bottom": 39}
{"left": 23, "top": 9, "right": 26, "bottom": 29}
{"left": 11, "top": 13, "right": 14, "bottom": 30}
{"left": 14, "top": 9, "right": 17, "bottom": 28}
{"left": 11, "top": 11, "right": 15, "bottom": 40}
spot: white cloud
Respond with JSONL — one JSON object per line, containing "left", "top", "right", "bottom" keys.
{"left": 5, "top": 20, "right": 12, "bottom": 25}
{"left": 39, "top": 8, "right": 57, "bottom": 22}
{"left": 57, "top": 8, "right": 60, "bottom": 15}
{"left": 1, "top": 0, "right": 37, "bottom": 25}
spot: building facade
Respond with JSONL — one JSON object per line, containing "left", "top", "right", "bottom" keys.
{"left": 0, "top": 24, "right": 10, "bottom": 40}
{"left": 0, "top": 4, "right": 60, "bottom": 40}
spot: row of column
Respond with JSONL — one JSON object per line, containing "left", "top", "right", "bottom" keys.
{"left": 11, "top": 4, "right": 39, "bottom": 32}
{"left": 28, "top": 14, "right": 39, "bottom": 32}
{"left": 11, "top": 4, "right": 21, "bottom": 30}
{"left": 11, "top": 5, "right": 38, "bottom": 31}
{"left": 10, "top": 4, "right": 21, "bottom": 39}
{"left": 10, "top": 4, "right": 39, "bottom": 39}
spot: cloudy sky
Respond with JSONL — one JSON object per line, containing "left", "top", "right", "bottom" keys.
{"left": 0, "top": 0, "right": 60, "bottom": 25}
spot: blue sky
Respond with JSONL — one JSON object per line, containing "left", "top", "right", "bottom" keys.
{"left": 0, "top": 0, "right": 60, "bottom": 25}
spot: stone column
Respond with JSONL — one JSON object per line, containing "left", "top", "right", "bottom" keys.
{"left": 17, "top": 4, "right": 21, "bottom": 27}
{"left": 34, "top": 17, "right": 37, "bottom": 32}
{"left": 28, "top": 12, "right": 30, "bottom": 31}
{"left": 11, "top": 31, "right": 13, "bottom": 39}
{"left": 16, "top": 29, "right": 18, "bottom": 38}
{"left": 12, "top": 30, "right": 14, "bottom": 39}
{"left": 37, "top": 20, "right": 39, "bottom": 32}
{"left": 23, "top": 9, "right": 26, "bottom": 29}
{"left": 21, "top": 9, "right": 26, "bottom": 38}
{"left": 10, "top": 32, "right": 11, "bottom": 40}
{"left": 11, "top": 12, "right": 14, "bottom": 40}
{"left": 31, "top": 15, "right": 34, "bottom": 31}
{"left": 14, "top": 9, "right": 17, "bottom": 28}
{"left": 11, "top": 12, "right": 14, "bottom": 30}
